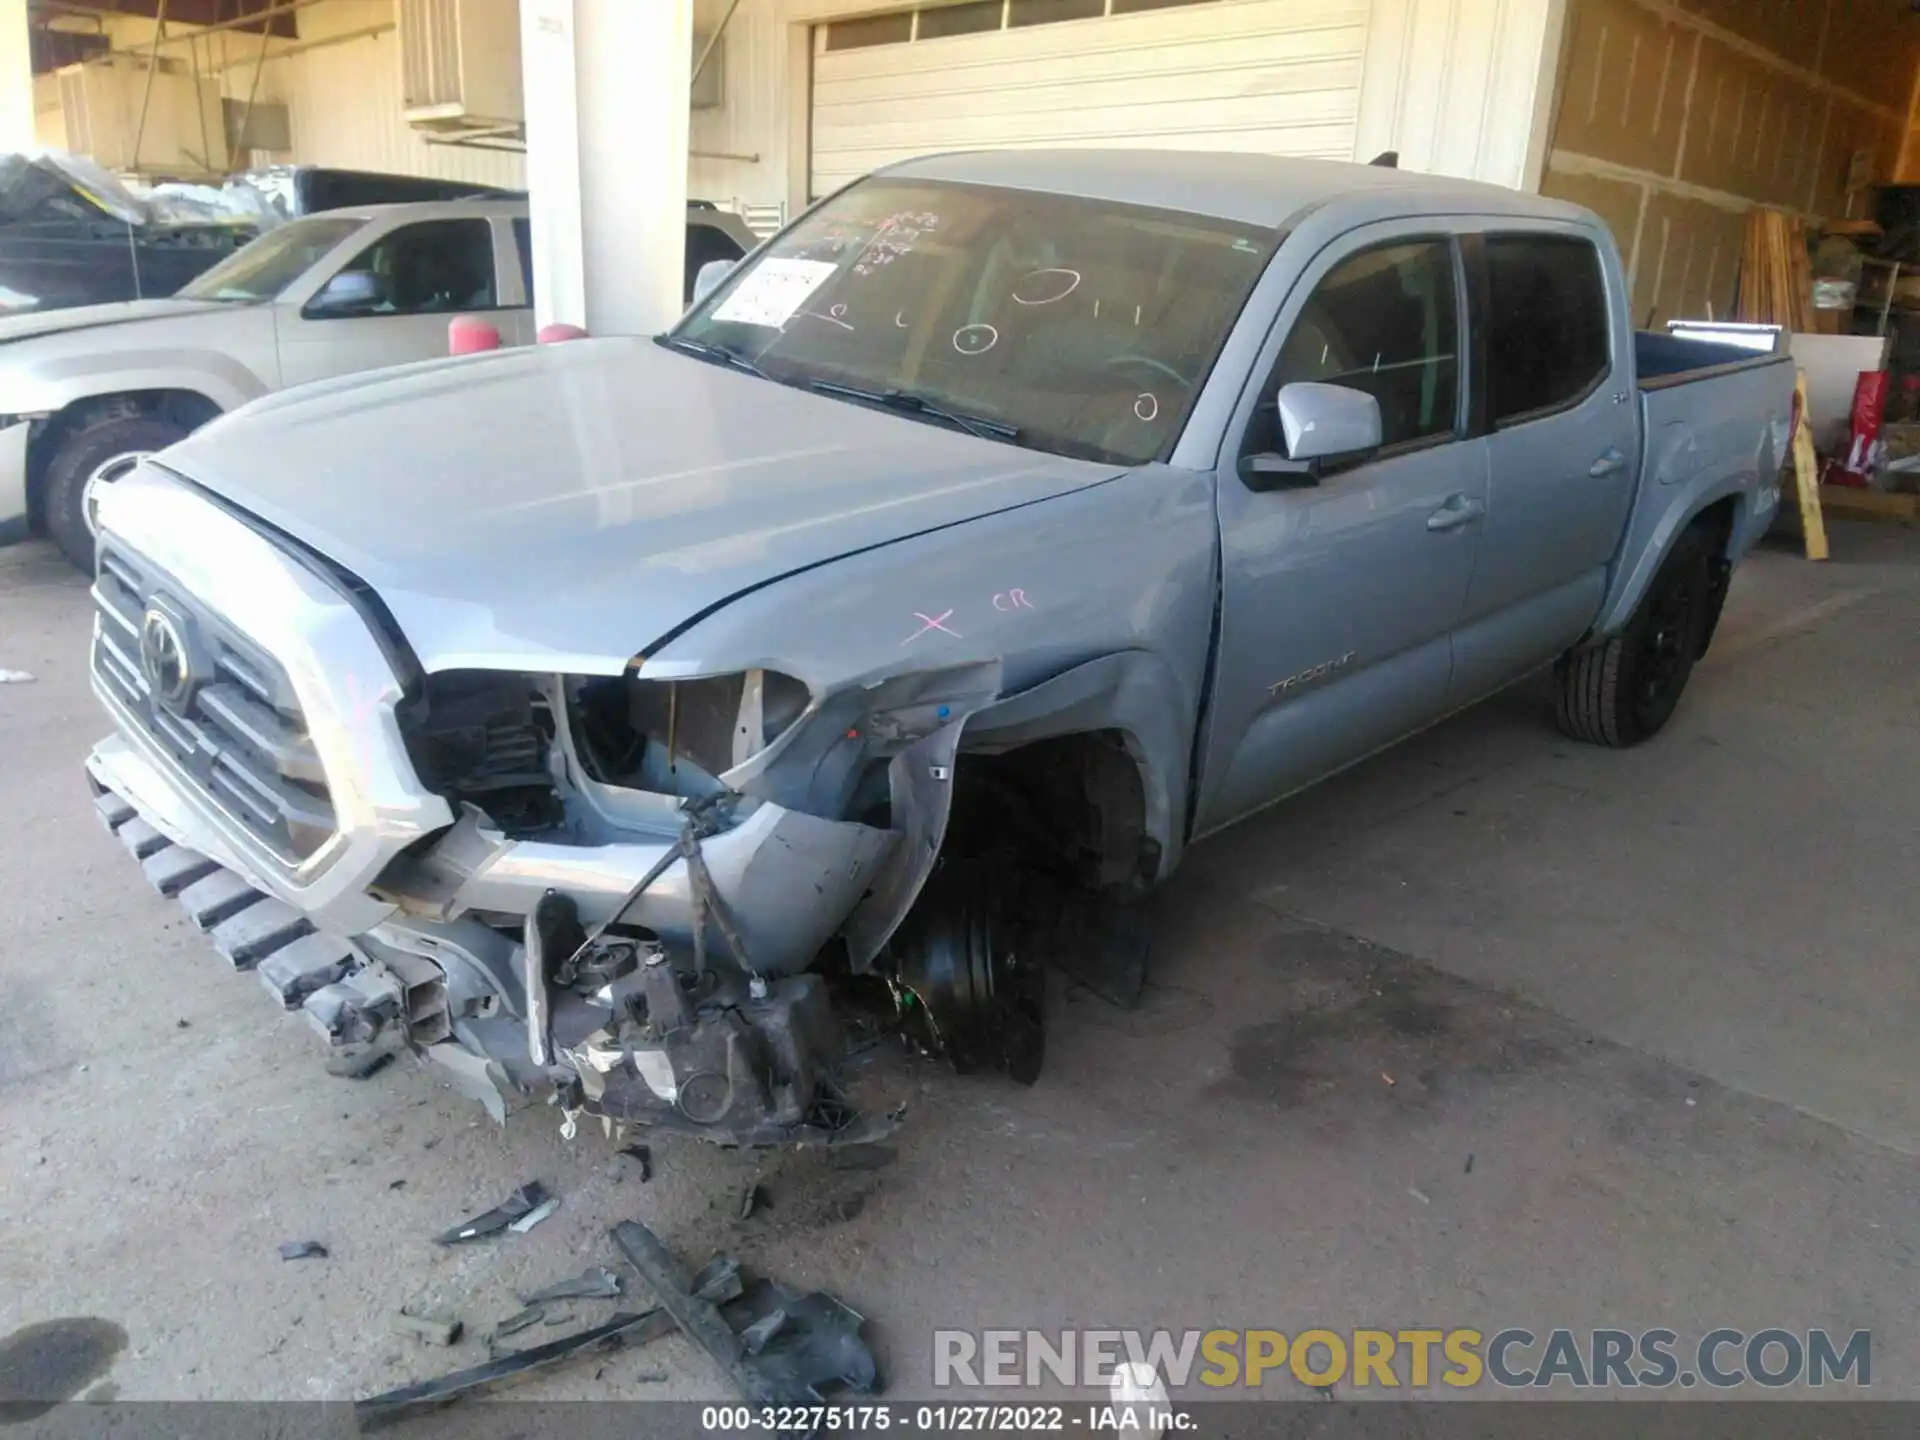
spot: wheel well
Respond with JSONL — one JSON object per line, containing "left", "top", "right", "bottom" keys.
{"left": 25, "top": 388, "right": 222, "bottom": 528}
{"left": 1689, "top": 494, "right": 1740, "bottom": 658}
{"left": 946, "top": 729, "right": 1158, "bottom": 891}
{"left": 1692, "top": 493, "right": 1738, "bottom": 555}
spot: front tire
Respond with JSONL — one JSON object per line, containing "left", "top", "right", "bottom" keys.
{"left": 43, "top": 408, "right": 189, "bottom": 572}
{"left": 1554, "top": 523, "right": 1715, "bottom": 747}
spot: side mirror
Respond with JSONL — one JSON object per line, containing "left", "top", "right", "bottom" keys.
{"left": 305, "top": 270, "right": 385, "bottom": 317}
{"left": 692, "top": 258, "right": 736, "bottom": 307}
{"left": 1241, "top": 382, "right": 1383, "bottom": 490}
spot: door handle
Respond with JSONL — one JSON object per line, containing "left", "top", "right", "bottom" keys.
{"left": 1426, "top": 494, "right": 1486, "bottom": 532}
{"left": 1589, "top": 447, "right": 1628, "bottom": 478}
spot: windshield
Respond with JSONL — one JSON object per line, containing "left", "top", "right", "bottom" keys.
{"left": 178, "top": 215, "right": 364, "bottom": 302}
{"left": 673, "top": 178, "right": 1275, "bottom": 465}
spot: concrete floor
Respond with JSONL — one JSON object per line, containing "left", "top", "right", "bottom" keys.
{"left": 0, "top": 524, "right": 1914, "bottom": 1407}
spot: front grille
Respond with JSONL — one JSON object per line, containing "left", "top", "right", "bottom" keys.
{"left": 92, "top": 541, "right": 336, "bottom": 863}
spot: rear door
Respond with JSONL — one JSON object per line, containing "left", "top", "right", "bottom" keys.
{"left": 1449, "top": 226, "right": 1637, "bottom": 703}
{"left": 1193, "top": 225, "right": 1487, "bottom": 837}
{"left": 275, "top": 216, "right": 522, "bottom": 387}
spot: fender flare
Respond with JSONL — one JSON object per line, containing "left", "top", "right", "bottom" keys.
{"left": 839, "top": 648, "right": 1191, "bottom": 968}
{"left": 17, "top": 356, "right": 261, "bottom": 523}
{"left": 11, "top": 351, "right": 266, "bottom": 420}
{"left": 1591, "top": 477, "right": 1750, "bottom": 638}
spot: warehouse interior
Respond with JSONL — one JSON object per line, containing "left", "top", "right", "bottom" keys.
{"left": 8, "top": 1, "right": 1920, "bottom": 329}
{"left": 4, "top": 0, "right": 1920, "bottom": 1417}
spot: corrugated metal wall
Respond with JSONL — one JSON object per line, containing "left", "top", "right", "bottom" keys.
{"left": 1353, "top": 0, "right": 1566, "bottom": 192}
{"left": 698, "top": 0, "right": 1572, "bottom": 222}
{"left": 34, "top": 1, "right": 525, "bottom": 188}
{"left": 808, "top": 0, "right": 1369, "bottom": 197}
{"left": 690, "top": 0, "right": 812, "bottom": 216}
{"left": 33, "top": 0, "right": 1580, "bottom": 236}
{"left": 247, "top": 0, "right": 525, "bottom": 188}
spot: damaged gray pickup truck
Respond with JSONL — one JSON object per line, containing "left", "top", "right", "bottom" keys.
{"left": 85, "top": 150, "right": 1794, "bottom": 1146}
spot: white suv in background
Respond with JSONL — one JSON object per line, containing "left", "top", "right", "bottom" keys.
{"left": 0, "top": 196, "right": 755, "bottom": 570}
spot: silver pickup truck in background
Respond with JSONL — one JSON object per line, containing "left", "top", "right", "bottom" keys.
{"left": 83, "top": 150, "right": 1792, "bottom": 1149}
{"left": 0, "top": 197, "right": 756, "bottom": 570}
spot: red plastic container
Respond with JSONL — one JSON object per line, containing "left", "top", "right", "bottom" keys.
{"left": 1825, "top": 370, "right": 1890, "bottom": 488}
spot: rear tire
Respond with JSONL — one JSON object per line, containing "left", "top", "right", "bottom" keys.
{"left": 42, "top": 408, "right": 189, "bottom": 573}
{"left": 1554, "top": 523, "right": 1715, "bottom": 747}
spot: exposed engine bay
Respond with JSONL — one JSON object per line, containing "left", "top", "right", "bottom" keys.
{"left": 85, "top": 463, "right": 1171, "bottom": 1154}
{"left": 89, "top": 627, "right": 1155, "bottom": 1150}
{"left": 374, "top": 666, "right": 1150, "bottom": 1143}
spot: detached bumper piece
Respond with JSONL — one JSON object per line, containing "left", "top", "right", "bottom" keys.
{"left": 89, "top": 773, "right": 442, "bottom": 1068}
{"left": 612, "top": 1220, "right": 881, "bottom": 1409}
{"left": 356, "top": 1218, "right": 880, "bottom": 1430}
{"left": 94, "top": 784, "right": 324, "bottom": 973}
{"left": 91, "top": 767, "right": 897, "bottom": 1148}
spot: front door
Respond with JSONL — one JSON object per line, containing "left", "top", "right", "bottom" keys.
{"left": 275, "top": 216, "right": 517, "bottom": 388}
{"left": 1193, "top": 227, "right": 1487, "bottom": 837}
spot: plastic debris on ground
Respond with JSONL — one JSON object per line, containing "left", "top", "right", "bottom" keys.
{"left": 277, "top": 1240, "right": 328, "bottom": 1261}
{"left": 489, "top": 1306, "right": 546, "bottom": 1341}
{"left": 521, "top": 1266, "right": 624, "bottom": 1304}
{"left": 506, "top": 1196, "right": 558, "bottom": 1234}
{"left": 392, "top": 1310, "right": 462, "bottom": 1347}
{"left": 434, "top": 1181, "right": 551, "bottom": 1244}
{"left": 357, "top": 1217, "right": 882, "bottom": 1426}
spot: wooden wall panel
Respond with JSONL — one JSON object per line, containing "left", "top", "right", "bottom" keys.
{"left": 1675, "top": 0, "right": 1824, "bottom": 63}
{"left": 1813, "top": 97, "right": 1903, "bottom": 221}
{"left": 1552, "top": 0, "right": 1691, "bottom": 176}
{"left": 1818, "top": 0, "right": 1920, "bottom": 116}
{"left": 1539, "top": 165, "right": 1644, "bottom": 259}
{"left": 1631, "top": 190, "right": 1746, "bottom": 326}
{"left": 1547, "top": 0, "right": 1920, "bottom": 325}
{"left": 1678, "top": 35, "right": 1827, "bottom": 209}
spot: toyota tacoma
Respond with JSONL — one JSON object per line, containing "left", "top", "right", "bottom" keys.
{"left": 83, "top": 150, "right": 1793, "bottom": 1146}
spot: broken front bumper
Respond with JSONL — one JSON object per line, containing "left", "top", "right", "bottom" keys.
{"left": 87, "top": 738, "right": 896, "bottom": 1129}
{"left": 85, "top": 466, "right": 901, "bottom": 1134}
{"left": 86, "top": 729, "right": 893, "bottom": 974}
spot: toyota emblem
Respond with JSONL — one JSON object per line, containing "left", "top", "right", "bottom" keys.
{"left": 140, "top": 607, "right": 192, "bottom": 709}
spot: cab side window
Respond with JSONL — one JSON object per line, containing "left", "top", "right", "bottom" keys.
{"left": 312, "top": 219, "right": 498, "bottom": 317}
{"left": 1247, "top": 239, "right": 1460, "bottom": 458}
{"left": 1484, "top": 234, "right": 1609, "bottom": 424}
{"left": 512, "top": 217, "right": 536, "bottom": 304}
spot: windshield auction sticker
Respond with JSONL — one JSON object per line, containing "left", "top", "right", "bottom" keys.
{"left": 712, "top": 257, "right": 839, "bottom": 328}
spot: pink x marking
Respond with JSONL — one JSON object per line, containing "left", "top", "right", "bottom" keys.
{"left": 900, "top": 609, "right": 960, "bottom": 646}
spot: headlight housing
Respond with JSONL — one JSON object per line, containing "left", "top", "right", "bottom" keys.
{"left": 569, "top": 669, "right": 813, "bottom": 793}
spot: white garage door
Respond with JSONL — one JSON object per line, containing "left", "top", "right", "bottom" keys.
{"left": 810, "top": 0, "right": 1372, "bottom": 199}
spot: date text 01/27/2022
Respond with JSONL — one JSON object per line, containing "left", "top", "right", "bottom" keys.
{"left": 699, "top": 1403, "right": 1195, "bottom": 1432}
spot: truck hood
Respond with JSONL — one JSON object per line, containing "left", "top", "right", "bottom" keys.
{"left": 0, "top": 296, "right": 234, "bottom": 346}
{"left": 159, "top": 338, "right": 1123, "bottom": 675}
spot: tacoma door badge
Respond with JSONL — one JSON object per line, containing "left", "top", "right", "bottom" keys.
{"left": 1269, "top": 650, "right": 1357, "bottom": 697}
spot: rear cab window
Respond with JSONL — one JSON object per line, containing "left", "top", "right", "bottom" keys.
{"left": 1483, "top": 234, "right": 1611, "bottom": 426}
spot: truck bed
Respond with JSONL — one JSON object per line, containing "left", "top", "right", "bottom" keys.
{"left": 1633, "top": 330, "right": 1782, "bottom": 390}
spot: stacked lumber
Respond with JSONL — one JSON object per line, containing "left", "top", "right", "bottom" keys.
{"left": 1736, "top": 208, "right": 1815, "bottom": 332}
